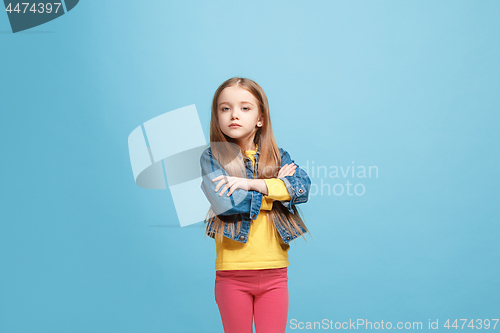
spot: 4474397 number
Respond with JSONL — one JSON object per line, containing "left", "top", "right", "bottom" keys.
{"left": 5, "top": 3, "right": 62, "bottom": 14}
{"left": 444, "top": 319, "right": 498, "bottom": 330}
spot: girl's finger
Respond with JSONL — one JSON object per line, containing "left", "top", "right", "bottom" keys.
{"left": 219, "top": 184, "right": 229, "bottom": 196}
{"left": 214, "top": 180, "right": 222, "bottom": 192}
{"left": 226, "top": 182, "right": 234, "bottom": 196}
{"left": 212, "top": 175, "right": 224, "bottom": 182}
{"left": 281, "top": 164, "right": 296, "bottom": 174}
{"left": 215, "top": 179, "right": 227, "bottom": 193}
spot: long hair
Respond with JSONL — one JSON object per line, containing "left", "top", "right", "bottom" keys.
{"left": 203, "top": 77, "right": 309, "bottom": 244}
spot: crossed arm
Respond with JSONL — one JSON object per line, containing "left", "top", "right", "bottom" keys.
{"left": 200, "top": 148, "right": 311, "bottom": 219}
{"left": 211, "top": 163, "right": 297, "bottom": 197}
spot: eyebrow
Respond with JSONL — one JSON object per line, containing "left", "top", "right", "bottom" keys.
{"left": 219, "top": 101, "right": 254, "bottom": 106}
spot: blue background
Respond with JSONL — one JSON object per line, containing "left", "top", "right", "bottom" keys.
{"left": 1, "top": 1, "right": 499, "bottom": 332}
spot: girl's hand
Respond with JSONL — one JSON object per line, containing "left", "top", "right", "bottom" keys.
{"left": 278, "top": 163, "right": 297, "bottom": 178}
{"left": 212, "top": 175, "right": 252, "bottom": 197}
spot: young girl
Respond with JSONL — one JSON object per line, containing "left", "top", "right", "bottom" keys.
{"left": 199, "top": 77, "right": 312, "bottom": 333}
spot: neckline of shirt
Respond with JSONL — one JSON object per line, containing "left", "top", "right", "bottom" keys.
{"left": 245, "top": 143, "right": 259, "bottom": 153}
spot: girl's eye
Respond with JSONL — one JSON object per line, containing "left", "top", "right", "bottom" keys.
{"left": 242, "top": 107, "right": 250, "bottom": 111}
{"left": 222, "top": 107, "right": 229, "bottom": 111}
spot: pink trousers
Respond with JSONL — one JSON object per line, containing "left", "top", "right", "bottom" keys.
{"left": 215, "top": 267, "right": 289, "bottom": 333}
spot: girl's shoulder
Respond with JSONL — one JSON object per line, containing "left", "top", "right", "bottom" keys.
{"left": 202, "top": 146, "right": 212, "bottom": 155}
{"left": 200, "top": 147, "right": 212, "bottom": 161}
{"left": 278, "top": 147, "right": 289, "bottom": 157}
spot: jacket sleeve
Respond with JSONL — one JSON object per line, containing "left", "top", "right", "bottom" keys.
{"left": 277, "top": 148, "right": 311, "bottom": 213}
{"left": 263, "top": 179, "right": 291, "bottom": 201}
{"left": 258, "top": 179, "right": 291, "bottom": 211}
{"left": 200, "top": 148, "right": 263, "bottom": 220}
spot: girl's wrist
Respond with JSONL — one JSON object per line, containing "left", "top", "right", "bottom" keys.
{"left": 250, "top": 179, "right": 269, "bottom": 196}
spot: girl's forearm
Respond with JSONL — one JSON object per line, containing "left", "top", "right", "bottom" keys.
{"left": 250, "top": 179, "right": 268, "bottom": 196}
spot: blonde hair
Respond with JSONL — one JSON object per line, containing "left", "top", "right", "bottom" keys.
{"left": 203, "top": 77, "right": 310, "bottom": 244}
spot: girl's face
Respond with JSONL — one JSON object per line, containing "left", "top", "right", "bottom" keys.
{"left": 217, "top": 85, "right": 263, "bottom": 149}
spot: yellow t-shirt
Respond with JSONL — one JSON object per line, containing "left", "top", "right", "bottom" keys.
{"left": 215, "top": 146, "right": 292, "bottom": 270}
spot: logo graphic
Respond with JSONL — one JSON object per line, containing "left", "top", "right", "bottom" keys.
{"left": 128, "top": 105, "right": 210, "bottom": 227}
{"left": 4, "top": 0, "right": 79, "bottom": 33}
{"left": 128, "top": 105, "right": 256, "bottom": 227}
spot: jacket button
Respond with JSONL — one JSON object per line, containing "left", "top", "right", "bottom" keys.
{"left": 239, "top": 235, "right": 245, "bottom": 241}
{"left": 286, "top": 236, "right": 291, "bottom": 241}
{"left": 298, "top": 189, "right": 303, "bottom": 193}
{"left": 251, "top": 213, "right": 256, "bottom": 219}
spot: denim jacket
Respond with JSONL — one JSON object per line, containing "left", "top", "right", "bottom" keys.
{"left": 200, "top": 145, "right": 311, "bottom": 244}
